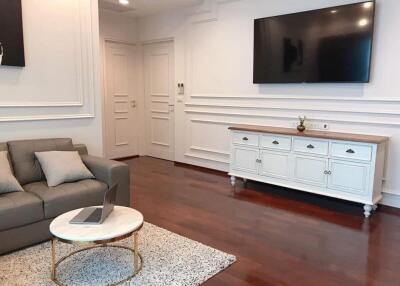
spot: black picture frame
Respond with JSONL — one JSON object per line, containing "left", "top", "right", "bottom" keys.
{"left": 0, "top": 0, "right": 25, "bottom": 67}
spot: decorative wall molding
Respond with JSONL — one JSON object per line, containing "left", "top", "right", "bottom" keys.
{"left": 0, "top": 0, "right": 97, "bottom": 122}
{"left": 190, "top": 94, "right": 400, "bottom": 102}
{"left": 381, "top": 192, "right": 400, "bottom": 208}
{"left": 185, "top": 102, "right": 400, "bottom": 116}
{"left": 0, "top": 101, "right": 84, "bottom": 108}
{"left": 185, "top": 118, "right": 231, "bottom": 166}
{"left": 185, "top": 109, "right": 400, "bottom": 127}
{"left": 185, "top": 95, "right": 400, "bottom": 127}
{"left": 190, "top": 146, "right": 230, "bottom": 156}
{"left": 184, "top": 152, "right": 230, "bottom": 164}
{"left": 0, "top": 113, "right": 94, "bottom": 123}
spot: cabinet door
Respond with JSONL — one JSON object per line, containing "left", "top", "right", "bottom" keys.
{"left": 328, "top": 160, "right": 370, "bottom": 195}
{"left": 259, "top": 150, "right": 290, "bottom": 179}
{"left": 293, "top": 155, "right": 328, "bottom": 187}
{"left": 232, "top": 147, "right": 259, "bottom": 174}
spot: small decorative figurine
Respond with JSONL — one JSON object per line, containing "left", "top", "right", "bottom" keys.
{"left": 297, "top": 116, "right": 306, "bottom": 132}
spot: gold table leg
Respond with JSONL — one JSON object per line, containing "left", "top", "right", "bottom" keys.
{"left": 133, "top": 232, "right": 139, "bottom": 274}
{"left": 50, "top": 233, "right": 143, "bottom": 286}
{"left": 51, "top": 238, "right": 56, "bottom": 280}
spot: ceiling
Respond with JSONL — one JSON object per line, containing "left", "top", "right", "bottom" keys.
{"left": 99, "top": 0, "right": 202, "bottom": 17}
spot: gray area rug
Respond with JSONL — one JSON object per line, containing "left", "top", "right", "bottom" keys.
{"left": 0, "top": 222, "right": 236, "bottom": 286}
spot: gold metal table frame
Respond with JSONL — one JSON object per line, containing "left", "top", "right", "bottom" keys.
{"left": 51, "top": 224, "right": 143, "bottom": 286}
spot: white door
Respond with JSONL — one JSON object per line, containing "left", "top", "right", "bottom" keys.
{"left": 144, "top": 42, "right": 175, "bottom": 161}
{"left": 232, "top": 147, "right": 259, "bottom": 174}
{"left": 328, "top": 160, "right": 370, "bottom": 195}
{"left": 293, "top": 155, "right": 328, "bottom": 187}
{"left": 259, "top": 150, "right": 290, "bottom": 179}
{"left": 104, "top": 41, "right": 139, "bottom": 159}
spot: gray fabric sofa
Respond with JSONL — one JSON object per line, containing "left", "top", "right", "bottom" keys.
{"left": 0, "top": 138, "right": 130, "bottom": 254}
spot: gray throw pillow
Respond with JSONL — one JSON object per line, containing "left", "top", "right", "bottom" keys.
{"left": 35, "top": 151, "right": 95, "bottom": 187}
{"left": 0, "top": 151, "right": 24, "bottom": 194}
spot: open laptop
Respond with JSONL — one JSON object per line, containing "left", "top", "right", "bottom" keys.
{"left": 69, "top": 184, "right": 117, "bottom": 225}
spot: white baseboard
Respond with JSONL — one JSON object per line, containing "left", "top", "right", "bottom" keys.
{"left": 381, "top": 193, "right": 400, "bottom": 208}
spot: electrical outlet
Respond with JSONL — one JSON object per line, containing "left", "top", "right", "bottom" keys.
{"left": 308, "top": 122, "right": 330, "bottom": 131}
{"left": 291, "top": 121, "right": 329, "bottom": 130}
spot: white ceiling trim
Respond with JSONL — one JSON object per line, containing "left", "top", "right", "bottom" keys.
{"left": 99, "top": 0, "right": 203, "bottom": 18}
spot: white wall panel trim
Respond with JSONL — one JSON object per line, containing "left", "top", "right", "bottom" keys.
{"left": 0, "top": 101, "right": 84, "bottom": 108}
{"left": 190, "top": 94, "right": 400, "bottom": 103}
{"left": 184, "top": 152, "right": 230, "bottom": 164}
{"left": 185, "top": 102, "right": 400, "bottom": 116}
{"left": 185, "top": 109, "right": 400, "bottom": 127}
{"left": 0, "top": 113, "right": 94, "bottom": 122}
{"left": 0, "top": 0, "right": 97, "bottom": 121}
{"left": 190, "top": 146, "right": 230, "bottom": 156}
{"left": 381, "top": 192, "right": 400, "bottom": 208}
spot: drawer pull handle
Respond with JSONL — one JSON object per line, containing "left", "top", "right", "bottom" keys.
{"left": 272, "top": 140, "right": 279, "bottom": 145}
{"left": 307, "top": 144, "right": 315, "bottom": 149}
{"left": 324, "top": 170, "right": 332, "bottom": 175}
{"left": 242, "top": 137, "right": 249, "bottom": 141}
{"left": 346, "top": 149, "right": 355, "bottom": 154}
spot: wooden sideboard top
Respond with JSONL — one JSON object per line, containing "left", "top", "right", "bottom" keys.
{"left": 229, "top": 125, "right": 389, "bottom": 144}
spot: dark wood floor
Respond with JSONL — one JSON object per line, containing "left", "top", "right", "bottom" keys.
{"left": 126, "top": 156, "right": 400, "bottom": 286}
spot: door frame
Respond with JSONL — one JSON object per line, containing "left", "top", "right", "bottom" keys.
{"left": 142, "top": 39, "right": 176, "bottom": 161}
{"left": 102, "top": 38, "right": 143, "bottom": 159}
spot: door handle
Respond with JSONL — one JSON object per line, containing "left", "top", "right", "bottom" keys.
{"left": 168, "top": 104, "right": 175, "bottom": 112}
{"left": 130, "top": 100, "right": 136, "bottom": 108}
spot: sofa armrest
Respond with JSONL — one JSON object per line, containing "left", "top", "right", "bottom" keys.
{"left": 81, "top": 155, "right": 130, "bottom": 207}
{"left": 74, "top": 144, "right": 88, "bottom": 155}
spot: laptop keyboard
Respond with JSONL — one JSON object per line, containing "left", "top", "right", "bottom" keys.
{"left": 85, "top": 208, "right": 102, "bottom": 222}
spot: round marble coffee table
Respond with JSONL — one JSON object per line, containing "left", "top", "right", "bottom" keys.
{"left": 49, "top": 206, "right": 144, "bottom": 286}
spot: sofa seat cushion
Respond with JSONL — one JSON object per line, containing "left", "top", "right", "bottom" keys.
{"left": 23, "top": 179, "right": 107, "bottom": 219}
{"left": 0, "top": 191, "right": 44, "bottom": 231}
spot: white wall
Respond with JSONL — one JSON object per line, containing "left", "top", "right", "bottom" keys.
{"left": 137, "top": 0, "right": 400, "bottom": 206}
{"left": 99, "top": 9, "right": 139, "bottom": 43}
{"left": 0, "top": 0, "right": 103, "bottom": 155}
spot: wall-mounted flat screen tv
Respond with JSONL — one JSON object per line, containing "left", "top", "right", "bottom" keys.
{"left": 253, "top": 1, "right": 375, "bottom": 83}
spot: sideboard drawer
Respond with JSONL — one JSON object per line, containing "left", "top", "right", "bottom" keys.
{"left": 293, "top": 138, "right": 329, "bottom": 156}
{"left": 331, "top": 142, "right": 372, "bottom": 162}
{"left": 260, "top": 135, "right": 291, "bottom": 151}
{"left": 233, "top": 132, "right": 259, "bottom": 147}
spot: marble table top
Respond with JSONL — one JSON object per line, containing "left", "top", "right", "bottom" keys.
{"left": 50, "top": 206, "right": 144, "bottom": 242}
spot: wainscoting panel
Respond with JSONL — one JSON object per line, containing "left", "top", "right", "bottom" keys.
{"left": 0, "top": 0, "right": 97, "bottom": 122}
{"left": 185, "top": 118, "right": 231, "bottom": 164}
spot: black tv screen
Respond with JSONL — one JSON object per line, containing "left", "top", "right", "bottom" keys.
{"left": 253, "top": 1, "right": 375, "bottom": 83}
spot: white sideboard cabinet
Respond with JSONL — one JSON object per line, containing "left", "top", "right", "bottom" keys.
{"left": 229, "top": 125, "right": 389, "bottom": 218}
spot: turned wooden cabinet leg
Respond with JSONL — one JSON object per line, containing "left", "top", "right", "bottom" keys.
{"left": 364, "top": 204, "right": 373, "bottom": 218}
{"left": 373, "top": 204, "right": 378, "bottom": 211}
{"left": 243, "top": 178, "right": 247, "bottom": 185}
{"left": 230, "top": 176, "right": 236, "bottom": 187}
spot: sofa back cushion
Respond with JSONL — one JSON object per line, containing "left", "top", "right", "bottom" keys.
{"left": 8, "top": 138, "right": 74, "bottom": 185}
{"left": 0, "top": 142, "right": 14, "bottom": 173}
{"left": 0, "top": 142, "right": 7, "bottom": 152}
